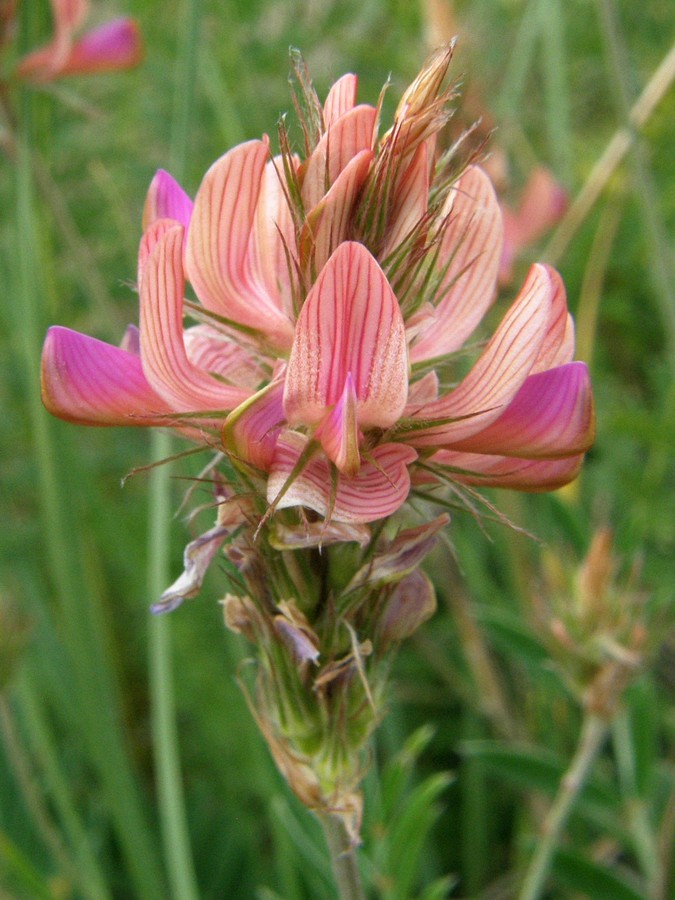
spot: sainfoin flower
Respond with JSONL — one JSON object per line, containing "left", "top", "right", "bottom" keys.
{"left": 16, "top": 0, "right": 142, "bottom": 81}
{"left": 41, "top": 46, "right": 594, "bottom": 529}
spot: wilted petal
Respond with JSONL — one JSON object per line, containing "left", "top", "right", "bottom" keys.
{"left": 223, "top": 380, "right": 285, "bottom": 471}
{"left": 426, "top": 448, "right": 586, "bottom": 491}
{"left": 301, "top": 105, "right": 378, "bottom": 210}
{"left": 377, "top": 569, "right": 437, "bottom": 646}
{"left": 41, "top": 326, "right": 172, "bottom": 426}
{"left": 408, "top": 263, "right": 553, "bottom": 446}
{"left": 58, "top": 18, "right": 142, "bottom": 76}
{"left": 186, "top": 140, "right": 295, "bottom": 350}
{"left": 323, "top": 73, "right": 359, "bottom": 128}
{"left": 448, "top": 362, "right": 595, "bottom": 457}
{"left": 410, "top": 166, "right": 503, "bottom": 362}
{"left": 140, "top": 224, "right": 251, "bottom": 413}
{"left": 268, "top": 432, "right": 417, "bottom": 523}
{"left": 152, "top": 524, "right": 230, "bottom": 614}
{"left": 142, "top": 170, "right": 193, "bottom": 231}
{"left": 269, "top": 519, "right": 371, "bottom": 550}
{"left": 284, "top": 242, "right": 409, "bottom": 429}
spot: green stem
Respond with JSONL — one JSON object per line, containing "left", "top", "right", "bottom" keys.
{"left": 317, "top": 812, "right": 367, "bottom": 900}
{"left": 518, "top": 713, "right": 609, "bottom": 900}
{"left": 147, "top": 1, "right": 203, "bottom": 897}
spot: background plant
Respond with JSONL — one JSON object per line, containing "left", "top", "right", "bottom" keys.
{"left": 1, "top": 0, "right": 673, "bottom": 898}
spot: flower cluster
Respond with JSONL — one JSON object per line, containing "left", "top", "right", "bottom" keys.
{"left": 40, "top": 48, "right": 595, "bottom": 832}
{"left": 41, "top": 45, "right": 594, "bottom": 531}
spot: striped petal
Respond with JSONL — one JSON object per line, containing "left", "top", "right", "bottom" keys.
{"left": 531, "top": 265, "right": 575, "bottom": 371}
{"left": 222, "top": 380, "right": 285, "bottom": 471}
{"left": 426, "top": 448, "right": 585, "bottom": 492}
{"left": 323, "top": 74, "right": 359, "bottom": 128}
{"left": 41, "top": 326, "right": 172, "bottom": 426}
{"left": 139, "top": 224, "right": 251, "bottom": 413}
{"left": 301, "top": 105, "right": 378, "bottom": 210}
{"left": 301, "top": 149, "right": 373, "bottom": 275}
{"left": 410, "top": 166, "right": 503, "bottom": 362}
{"left": 409, "top": 263, "right": 553, "bottom": 446}
{"left": 185, "top": 140, "right": 295, "bottom": 350}
{"left": 382, "top": 141, "right": 430, "bottom": 259}
{"left": 284, "top": 242, "right": 409, "bottom": 428}
{"left": 268, "top": 432, "right": 417, "bottom": 523}
{"left": 447, "top": 362, "right": 595, "bottom": 457}
{"left": 314, "top": 372, "right": 361, "bottom": 475}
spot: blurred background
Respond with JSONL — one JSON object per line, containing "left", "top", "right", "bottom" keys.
{"left": 1, "top": 0, "right": 673, "bottom": 897}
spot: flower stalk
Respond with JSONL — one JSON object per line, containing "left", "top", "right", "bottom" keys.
{"left": 317, "top": 811, "right": 367, "bottom": 900}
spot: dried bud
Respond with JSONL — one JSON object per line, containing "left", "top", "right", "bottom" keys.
{"left": 222, "top": 593, "right": 260, "bottom": 642}
{"left": 377, "top": 569, "right": 437, "bottom": 647}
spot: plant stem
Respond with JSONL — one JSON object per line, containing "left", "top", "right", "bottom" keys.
{"left": 518, "top": 712, "right": 609, "bottom": 900}
{"left": 317, "top": 812, "right": 367, "bottom": 900}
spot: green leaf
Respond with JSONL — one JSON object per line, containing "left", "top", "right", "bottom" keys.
{"left": 553, "top": 847, "right": 645, "bottom": 900}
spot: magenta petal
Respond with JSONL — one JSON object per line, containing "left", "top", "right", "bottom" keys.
{"left": 268, "top": 433, "right": 417, "bottom": 523}
{"left": 143, "top": 170, "right": 193, "bottom": 232}
{"left": 447, "top": 362, "right": 595, "bottom": 457}
{"left": 41, "top": 326, "right": 172, "bottom": 426}
{"left": 60, "top": 18, "right": 143, "bottom": 76}
{"left": 426, "top": 448, "right": 585, "bottom": 492}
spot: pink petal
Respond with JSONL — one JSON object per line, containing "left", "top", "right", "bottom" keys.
{"left": 409, "top": 263, "right": 554, "bottom": 446}
{"left": 447, "top": 362, "right": 595, "bottom": 457}
{"left": 252, "top": 156, "right": 299, "bottom": 319}
{"left": 185, "top": 140, "right": 295, "bottom": 350}
{"left": 531, "top": 265, "right": 575, "bottom": 371}
{"left": 58, "top": 18, "right": 142, "bottom": 76}
{"left": 268, "top": 432, "right": 417, "bottom": 523}
{"left": 284, "top": 242, "right": 409, "bottom": 429}
{"left": 41, "top": 326, "right": 172, "bottom": 426}
{"left": 314, "top": 372, "right": 361, "bottom": 475}
{"left": 409, "top": 166, "right": 504, "bottom": 362}
{"left": 500, "top": 167, "right": 568, "bottom": 285}
{"left": 425, "top": 448, "right": 586, "bottom": 492}
{"left": 381, "top": 141, "right": 430, "bottom": 259}
{"left": 139, "top": 224, "right": 251, "bottom": 413}
{"left": 323, "top": 74, "right": 359, "bottom": 128}
{"left": 142, "top": 170, "right": 193, "bottom": 231}
{"left": 52, "top": 0, "right": 89, "bottom": 33}
{"left": 223, "top": 380, "right": 285, "bottom": 471}
{"left": 182, "top": 325, "right": 266, "bottom": 389}
{"left": 301, "top": 105, "right": 378, "bottom": 210}
{"left": 301, "top": 149, "right": 373, "bottom": 275}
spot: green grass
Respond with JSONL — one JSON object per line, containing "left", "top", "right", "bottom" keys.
{"left": 1, "top": 0, "right": 674, "bottom": 897}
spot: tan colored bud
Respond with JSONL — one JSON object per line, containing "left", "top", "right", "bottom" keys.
{"left": 576, "top": 527, "right": 614, "bottom": 622}
{"left": 221, "top": 593, "right": 259, "bottom": 642}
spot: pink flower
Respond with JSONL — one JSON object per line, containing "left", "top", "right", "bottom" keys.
{"left": 16, "top": 0, "right": 142, "bottom": 82}
{"left": 41, "top": 48, "right": 594, "bottom": 525}
{"left": 499, "top": 166, "right": 568, "bottom": 285}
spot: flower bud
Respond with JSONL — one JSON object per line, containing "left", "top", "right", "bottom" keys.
{"left": 377, "top": 569, "right": 437, "bottom": 647}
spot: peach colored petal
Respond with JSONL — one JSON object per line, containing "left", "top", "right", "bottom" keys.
{"left": 409, "top": 165, "right": 503, "bottom": 362}
{"left": 301, "top": 149, "right": 373, "bottom": 275}
{"left": 185, "top": 140, "right": 295, "bottom": 350}
{"left": 313, "top": 372, "right": 361, "bottom": 475}
{"left": 223, "top": 380, "right": 285, "bottom": 471}
{"left": 323, "top": 74, "right": 359, "bottom": 128}
{"left": 139, "top": 225, "right": 251, "bottom": 413}
{"left": 301, "top": 105, "right": 378, "bottom": 210}
{"left": 381, "top": 141, "right": 430, "bottom": 259}
{"left": 408, "top": 263, "right": 553, "bottom": 446}
{"left": 284, "top": 242, "right": 409, "bottom": 429}
{"left": 531, "top": 265, "right": 576, "bottom": 371}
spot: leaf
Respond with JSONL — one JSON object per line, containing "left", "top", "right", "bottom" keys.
{"left": 552, "top": 847, "right": 645, "bottom": 900}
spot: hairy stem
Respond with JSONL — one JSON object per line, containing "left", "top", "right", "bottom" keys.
{"left": 317, "top": 812, "right": 367, "bottom": 900}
